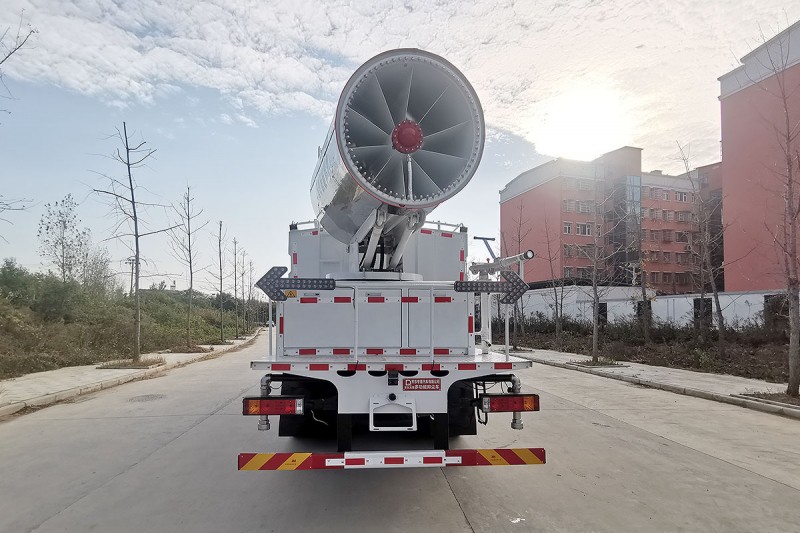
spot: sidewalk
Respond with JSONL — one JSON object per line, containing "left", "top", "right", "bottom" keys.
{"left": 0, "top": 332, "right": 259, "bottom": 418}
{"left": 517, "top": 349, "right": 799, "bottom": 420}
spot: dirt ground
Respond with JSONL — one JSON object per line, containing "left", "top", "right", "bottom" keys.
{"left": 516, "top": 331, "right": 789, "bottom": 383}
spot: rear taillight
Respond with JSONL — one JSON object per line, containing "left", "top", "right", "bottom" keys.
{"left": 480, "top": 394, "right": 539, "bottom": 413}
{"left": 243, "top": 397, "right": 304, "bottom": 415}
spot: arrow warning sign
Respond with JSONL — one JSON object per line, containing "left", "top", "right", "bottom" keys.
{"left": 453, "top": 270, "right": 528, "bottom": 304}
{"left": 255, "top": 266, "right": 336, "bottom": 301}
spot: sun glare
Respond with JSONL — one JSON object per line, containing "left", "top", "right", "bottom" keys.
{"left": 531, "top": 86, "right": 633, "bottom": 161}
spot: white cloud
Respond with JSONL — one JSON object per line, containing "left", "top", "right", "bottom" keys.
{"left": 2, "top": 0, "right": 799, "bottom": 171}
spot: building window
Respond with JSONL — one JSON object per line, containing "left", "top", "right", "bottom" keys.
{"left": 578, "top": 200, "right": 593, "bottom": 213}
{"left": 576, "top": 223, "right": 592, "bottom": 236}
{"left": 665, "top": 210, "right": 674, "bottom": 221}
{"left": 676, "top": 231, "right": 689, "bottom": 243}
{"left": 662, "top": 230, "right": 673, "bottom": 242}
{"left": 578, "top": 179, "right": 592, "bottom": 190}
{"left": 564, "top": 267, "right": 573, "bottom": 278}
{"left": 576, "top": 267, "right": 590, "bottom": 279}
{"left": 650, "top": 230, "right": 660, "bottom": 241}
{"left": 563, "top": 199, "right": 576, "bottom": 212}
{"left": 676, "top": 191, "right": 688, "bottom": 202}
{"left": 650, "top": 272, "right": 660, "bottom": 284}
{"left": 563, "top": 222, "right": 572, "bottom": 235}
{"left": 663, "top": 272, "right": 672, "bottom": 284}
{"left": 563, "top": 244, "right": 572, "bottom": 257}
{"left": 663, "top": 252, "right": 671, "bottom": 263}
{"left": 642, "top": 207, "right": 649, "bottom": 219}
{"left": 649, "top": 188, "right": 660, "bottom": 200}
{"left": 663, "top": 190, "right": 671, "bottom": 200}
{"left": 578, "top": 244, "right": 595, "bottom": 258}
{"left": 652, "top": 209, "right": 661, "bottom": 221}
{"left": 677, "top": 211, "right": 688, "bottom": 222}
{"left": 641, "top": 186, "right": 650, "bottom": 198}
{"left": 676, "top": 253, "right": 686, "bottom": 264}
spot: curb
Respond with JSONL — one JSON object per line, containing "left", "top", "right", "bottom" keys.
{"left": 0, "top": 332, "right": 260, "bottom": 419}
{"left": 524, "top": 356, "right": 800, "bottom": 421}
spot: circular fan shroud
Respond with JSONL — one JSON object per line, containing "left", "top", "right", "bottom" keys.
{"left": 335, "top": 49, "right": 485, "bottom": 209}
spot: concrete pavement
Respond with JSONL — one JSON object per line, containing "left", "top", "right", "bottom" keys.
{"left": 517, "top": 348, "right": 799, "bottom": 419}
{"left": 0, "top": 333, "right": 259, "bottom": 417}
{"left": 0, "top": 334, "right": 798, "bottom": 532}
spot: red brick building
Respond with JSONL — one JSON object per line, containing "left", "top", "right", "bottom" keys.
{"left": 500, "top": 147, "right": 703, "bottom": 294}
{"left": 719, "top": 20, "right": 800, "bottom": 291}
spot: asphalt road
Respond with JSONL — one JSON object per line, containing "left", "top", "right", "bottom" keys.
{"left": 1, "top": 334, "right": 799, "bottom": 533}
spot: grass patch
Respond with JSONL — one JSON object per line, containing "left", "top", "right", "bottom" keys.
{"left": 168, "top": 344, "right": 210, "bottom": 354}
{"left": 97, "top": 356, "right": 166, "bottom": 369}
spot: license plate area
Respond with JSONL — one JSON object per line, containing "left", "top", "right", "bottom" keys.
{"left": 369, "top": 393, "right": 417, "bottom": 432}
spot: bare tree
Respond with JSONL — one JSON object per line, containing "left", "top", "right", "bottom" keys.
{"left": 240, "top": 248, "right": 248, "bottom": 333}
{"left": 0, "top": 195, "right": 31, "bottom": 239}
{"left": 169, "top": 185, "right": 208, "bottom": 346}
{"left": 1, "top": 12, "right": 37, "bottom": 118}
{"left": 501, "top": 202, "right": 532, "bottom": 347}
{"left": 541, "top": 215, "right": 565, "bottom": 347}
{"left": 676, "top": 143, "right": 726, "bottom": 356}
{"left": 232, "top": 237, "right": 240, "bottom": 338}
{"left": 213, "top": 220, "right": 227, "bottom": 343}
{"left": 93, "top": 122, "right": 172, "bottom": 362}
{"left": 742, "top": 27, "right": 800, "bottom": 396}
{"left": 37, "top": 194, "right": 90, "bottom": 283}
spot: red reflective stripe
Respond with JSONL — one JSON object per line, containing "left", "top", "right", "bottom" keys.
{"left": 345, "top": 458, "right": 365, "bottom": 466}
{"left": 272, "top": 363, "right": 291, "bottom": 371}
{"left": 400, "top": 348, "right": 416, "bottom": 355}
{"left": 292, "top": 252, "right": 297, "bottom": 264}
{"left": 468, "top": 315, "right": 474, "bottom": 333}
{"left": 279, "top": 317, "right": 284, "bottom": 334}
{"left": 420, "top": 229, "right": 433, "bottom": 234}
{"left": 384, "top": 457, "right": 404, "bottom": 465}
{"left": 496, "top": 448, "right": 527, "bottom": 465}
{"left": 434, "top": 348, "right": 450, "bottom": 355}
{"left": 299, "top": 348, "right": 316, "bottom": 355}
{"left": 423, "top": 456, "right": 443, "bottom": 464}
{"left": 367, "top": 296, "right": 385, "bottom": 303}
{"left": 333, "top": 348, "right": 351, "bottom": 355}
{"left": 458, "top": 363, "right": 477, "bottom": 370}
{"left": 441, "top": 232, "right": 453, "bottom": 238}
{"left": 494, "top": 362, "right": 513, "bottom": 370}
{"left": 300, "top": 297, "right": 317, "bottom": 304}
{"left": 401, "top": 296, "right": 418, "bottom": 303}
{"left": 366, "top": 348, "right": 384, "bottom": 355}
{"left": 334, "top": 297, "right": 352, "bottom": 303}
{"left": 385, "top": 364, "right": 403, "bottom": 371}
{"left": 309, "top": 363, "right": 329, "bottom": 371}
{"left": 311, "top": 230, "right": 319, "bottom": 235}
{"left": 422, "top": 363, "right": 440, "bottom": 371}
{"left": 460, "top": 249, "right": 465, "bottom": 261}
{"left": 460, "top": 272, "right": 464, "bottom": 281}
{"left": 347, "top": 363, "right": 366, "bottom": 371}
{"left": 434, "top": 296, "right": 452, "bottom": 303}
{"left": 238, "top": 453, "right": 257, "bottom": 469}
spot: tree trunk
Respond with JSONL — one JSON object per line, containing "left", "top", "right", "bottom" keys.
{"left": 592, "top": 273, "right": 599, "bottom": 363}
{"left": 123, "top": 122, "right": 142, "bottom": 363}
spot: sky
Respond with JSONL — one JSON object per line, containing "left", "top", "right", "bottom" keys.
{"left": 1, "top": 0, "right": 799, "bottom": 293}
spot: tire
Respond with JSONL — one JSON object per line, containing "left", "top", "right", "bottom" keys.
{"left": 448, "top": 381, "right": 477, "bottom": 436}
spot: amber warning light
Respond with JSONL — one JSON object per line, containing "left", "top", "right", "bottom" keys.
{"left": 479, "top": 394, "right": 539, "bottom": 413}
{"left": 243, "top": 397, "right": 304, "bottom": 416}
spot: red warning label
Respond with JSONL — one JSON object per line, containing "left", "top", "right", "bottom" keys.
{"left": 403, "top": 378, "right": 441, "bottom": 391}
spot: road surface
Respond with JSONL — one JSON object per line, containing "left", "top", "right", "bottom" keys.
{"left": 1, "top": 334, "right": 798, "bottom": 532}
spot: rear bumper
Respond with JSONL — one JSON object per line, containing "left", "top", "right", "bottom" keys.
{"left": 238, "top": 448, "right": 545, "bottom": 470}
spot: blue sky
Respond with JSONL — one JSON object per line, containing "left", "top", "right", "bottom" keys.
{"left": 1, "top": 1, "right": 799, "bottom": 292}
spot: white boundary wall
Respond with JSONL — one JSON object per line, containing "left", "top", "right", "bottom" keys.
{"left": 512, "top": 286, "right": 782, "bottom": 326}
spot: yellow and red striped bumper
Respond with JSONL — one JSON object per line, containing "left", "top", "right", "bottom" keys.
{"left": 238, "top": 448, "right": 546, "bottom": 470}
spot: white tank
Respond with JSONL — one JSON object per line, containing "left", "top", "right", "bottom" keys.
{"left": 310, "top": 49, "right": 485, "bottom": 245}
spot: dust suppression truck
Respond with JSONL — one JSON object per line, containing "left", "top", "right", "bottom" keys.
{"left": 239, "top": 49, "right": 545, "bottom": 471}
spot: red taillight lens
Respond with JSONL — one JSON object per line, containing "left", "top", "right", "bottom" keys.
{"left": 242, "top": 397, "right": 304, "bottom": 415}
{"left": 480, "top": 394, "right": 539, "bottom": 413}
